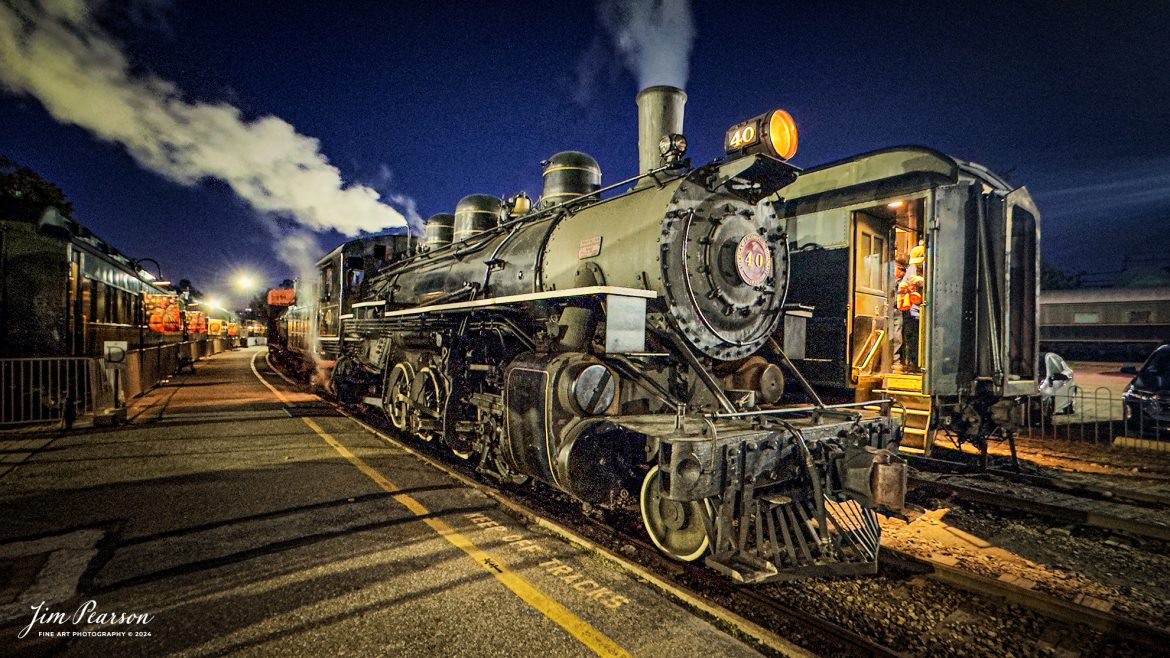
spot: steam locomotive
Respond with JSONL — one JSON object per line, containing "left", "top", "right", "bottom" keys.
{"left": 274, "top": 86, "right": 908, "bottom": 583}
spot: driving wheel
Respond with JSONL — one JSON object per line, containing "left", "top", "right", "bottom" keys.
{"left": 384, "top": 362, "right": 414, "bottom": 430}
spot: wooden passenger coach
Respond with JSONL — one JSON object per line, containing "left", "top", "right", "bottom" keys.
{"left": 1, "top": 202, "right": 231, "bottom": 424}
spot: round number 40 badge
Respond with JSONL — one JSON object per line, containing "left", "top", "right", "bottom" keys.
{"left": 734, "top": 234, "right": 771, "bottom": 286}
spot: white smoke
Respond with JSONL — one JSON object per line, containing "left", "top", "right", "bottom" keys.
{"left": 270, "top": 226, "right": 323, "bottom": 290}
{"left": 598, "top": 0, "right": 695, "bottom": 90}
{"left": 0, "top": 0, "right": 409, "bottom": 244}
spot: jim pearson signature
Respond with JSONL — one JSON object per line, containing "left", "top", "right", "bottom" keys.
{"left": 18, "top": 600, "right": 154, "bottom": 639}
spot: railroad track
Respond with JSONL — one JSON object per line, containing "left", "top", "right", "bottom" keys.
{"left": 571, "top": 517, "right": 905, "bottom": 658}
{"left": 907, "top": 472, "right": 1170, "bottom": 543}
{"left": 909, "top": 454, "right": 1170, "bottom": 509}
{"left": 346, "top": 399, "right": 1168, "bottom": 656}
{"left": 880, "top": 547, "right": 1170, "bottom": 653}
{"left": 728, "top": 588, "right": 905, "bottom": 658}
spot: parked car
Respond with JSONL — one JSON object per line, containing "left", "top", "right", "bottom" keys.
{"left": 1038, "top": 352, "right": 1078, "bottom": 418}
{"left": 1121, "top": 344, "right": 1170, "bottom": 435}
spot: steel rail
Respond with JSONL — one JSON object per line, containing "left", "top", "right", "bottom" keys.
{"left": 881, "top": 548, "right": 1170, "bottom": 651}
{"left": 732, "top": 588, "right": 907, "bottom": 658}
{"left": 596, "top": 525, "right": 905, "bottom": 658}
{"left": 908, "top": 475, "right": 1170, "bottom": 543}
{"left": 908, "top": 454, "right": 1170, "bottom": 509}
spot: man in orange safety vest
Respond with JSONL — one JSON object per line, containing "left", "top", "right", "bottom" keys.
{"left": 897, "top": 245, "right": 926, "bottom": 371}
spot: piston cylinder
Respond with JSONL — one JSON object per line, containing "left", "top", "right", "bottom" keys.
{"left": 539, "top": 151, "right": 601, "bottom": 209}
{"left": 423, "top": 213, "right": 454, "bottom": 251}
{"left": 453, "top": 195, "right": 504, "bottom": 242}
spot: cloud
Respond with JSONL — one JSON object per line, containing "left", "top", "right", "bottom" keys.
{"left": 0, "top": 0, "right": 410, "bottom": 240}
{"left": 1034, "top": 162, "right": 1170, "bottom": 219}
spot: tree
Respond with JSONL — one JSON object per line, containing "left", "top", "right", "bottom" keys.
{"left": 1041, "top": 260, "right": 1080, "bottom": 290}
{"left": 176, "top": 279, "right": 204, "bottom": 301}
{"left": 242, "top": 291, "right": 270, "bottom": 322}
{"left": 0, "top": 156, "right": 74, "bottom": 217}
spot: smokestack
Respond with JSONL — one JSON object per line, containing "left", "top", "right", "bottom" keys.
{"left": 636, "top": 85, "right": 686, "bottom": 178}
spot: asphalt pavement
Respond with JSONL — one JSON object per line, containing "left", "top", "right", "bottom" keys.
{"left": 0, "top": 347, "right": 764, "bottom": 657}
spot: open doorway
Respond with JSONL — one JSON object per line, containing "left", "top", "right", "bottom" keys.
{"left": 850, "top": 198, "right": 925, "bottom": 382}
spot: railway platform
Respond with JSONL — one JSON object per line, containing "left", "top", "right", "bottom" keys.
{"left": 0, "top": 347, "right": 768, "bottom": 657}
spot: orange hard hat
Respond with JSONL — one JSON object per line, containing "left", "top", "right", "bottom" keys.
{"left": 909, "top": 245, "right": 926, "bottom": 265}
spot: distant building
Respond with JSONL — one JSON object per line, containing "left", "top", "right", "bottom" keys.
{"left": 1040, "top": 286, "right": 1170, "bottom": 361}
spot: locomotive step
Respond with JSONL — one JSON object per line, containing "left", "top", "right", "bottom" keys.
{"left": 872, "top": 388, "right": 931, "bottom": 398}
{"left": 882, "top": 374, "right": 924, "bottom": 390}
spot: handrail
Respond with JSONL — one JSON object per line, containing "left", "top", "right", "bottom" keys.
{"left": 709, "top": 399, "right": 891, "bottom": 420}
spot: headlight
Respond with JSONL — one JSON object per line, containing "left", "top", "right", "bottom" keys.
{"left": 658, "top": 133, "right": 687, "bottom": 164}
{"left": 725, "top": 109, "right": 799, "bottom": 160}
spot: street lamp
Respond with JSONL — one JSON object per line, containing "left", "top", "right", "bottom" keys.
{"left": 234, "top": 273, "right": 255, "bottom": 292}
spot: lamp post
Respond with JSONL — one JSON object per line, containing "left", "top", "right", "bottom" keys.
{"left": 232, "top": 272, "right": 261, "bottom": 347}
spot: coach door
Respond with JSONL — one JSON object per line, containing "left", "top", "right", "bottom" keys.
{"left": 850, "top": 211, "right": 892, "bottom": 382}
{"left": 69, "top": 250, "right": 83, "bottom": 355}
{"left": 1002, "top": 188, "right": 1040, "bottom": 391}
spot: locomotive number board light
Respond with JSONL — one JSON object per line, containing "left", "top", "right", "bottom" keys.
{"left": 724, "top": 109, "right": 799, "bottom": 160}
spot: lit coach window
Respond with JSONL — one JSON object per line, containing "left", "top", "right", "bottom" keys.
{"left": 724, "top": 109, "right": 798, "bottom": 160}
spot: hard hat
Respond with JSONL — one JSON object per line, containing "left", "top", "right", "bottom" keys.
{"left": 910, "top": 245, "right": 926, "bottom": 265}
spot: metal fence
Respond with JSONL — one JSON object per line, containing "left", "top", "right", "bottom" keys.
{"left": 121, "top": 339, "right": 235, "bottom": 399}
{"left": 1018, "top": 387, "right": 1169, "bottom": 452}
{"left": 124, "top": 344, "right": 180, "bottom": 400}
{"left": 0, "top": 339, "right": 241, "bottom": 428}
{"left": 0, "top": 357, "right": 103, "bottom": 427}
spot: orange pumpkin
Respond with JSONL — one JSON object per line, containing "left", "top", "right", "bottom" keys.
{"left": 163, "top": 305, "right": 182, "bottom": 332}
{"left": 149, "top": 312, "right": 165, "bottom": 332}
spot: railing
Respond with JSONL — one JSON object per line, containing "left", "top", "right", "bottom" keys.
{"left": 1018, "top": 387, "right": 1169, "bottom": 452}
{"left": 121, "top": 339, "right": 236, "bottom": 399}
{"left": 0, "top": 357, "right": 103, "bottom": 427}
{"left": 0, "top": 339, "right": 252, "bottom": 429}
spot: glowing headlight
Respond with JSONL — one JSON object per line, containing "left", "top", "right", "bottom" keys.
{"left": 725, "top": 109, "right": 799, "bottom": 160}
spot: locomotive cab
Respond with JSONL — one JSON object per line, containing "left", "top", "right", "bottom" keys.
{"left": 280, "top": 230, "right": 409, "bottom": 373}
{"left": 780, "top": 147, "right": 1041, "bottom": 457}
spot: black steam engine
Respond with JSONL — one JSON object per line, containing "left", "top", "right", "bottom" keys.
{"left": 296, "top": 87, "right": 906, "bottom": 582}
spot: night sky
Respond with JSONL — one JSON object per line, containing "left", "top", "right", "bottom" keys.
{"left": 2, "top": 1, "right": 1168, "bottom": 306}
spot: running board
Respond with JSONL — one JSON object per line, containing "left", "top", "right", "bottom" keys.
{"left": 362, "top": 396, "right": 384, "bottom": 409}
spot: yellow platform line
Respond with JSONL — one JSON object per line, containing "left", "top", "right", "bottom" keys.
{"left": 300, "top": 417, "right": 630, "bottom": 658}
{"left": 250, "top": 352, "right": 629, "bottom": 657}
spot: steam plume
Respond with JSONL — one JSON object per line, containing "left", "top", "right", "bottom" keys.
{"left": 0, "top": 0, "right": 410, "bottom": 244}
{"left": 598, "top": 0, "right": 695, "bottom": 90}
